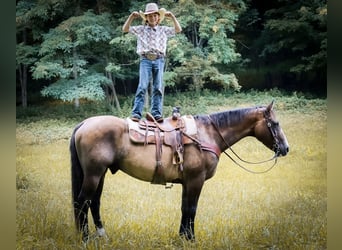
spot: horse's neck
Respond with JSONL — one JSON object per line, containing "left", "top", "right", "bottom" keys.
{"left": 212, "top": 108, "right": 260, "bottom": 149}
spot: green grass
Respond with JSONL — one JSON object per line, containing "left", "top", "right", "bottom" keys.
{"left": 16, "top": 90, "right": 326, "bottom": 249}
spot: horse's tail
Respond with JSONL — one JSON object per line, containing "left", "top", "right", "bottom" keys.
{"left": 70, "top": 122, "right": 84, "bottom": 223}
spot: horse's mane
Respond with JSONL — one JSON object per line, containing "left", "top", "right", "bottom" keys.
{"left": 194, "top": 106, "right": 265, "bottom": 128}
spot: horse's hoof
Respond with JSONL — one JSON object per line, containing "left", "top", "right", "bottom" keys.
{"left": 96, "top": 227, "right": 106, "bottom": 237}
{"left": 82, "top": 235, "right": 90, "bottom": 244}
{"left": 179, "top": 232, "right": 195, "bottom": 241}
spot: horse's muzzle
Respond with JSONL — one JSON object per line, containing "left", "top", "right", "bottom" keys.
{"left": 275, "top": 144, "right": 289, "bottom": 157}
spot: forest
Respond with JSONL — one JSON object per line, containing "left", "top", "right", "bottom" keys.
{"left": 16, "top": 0, "right": 327, "bottom": 109}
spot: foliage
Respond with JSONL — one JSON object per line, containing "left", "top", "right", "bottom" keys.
{"left": 16, "top": 0, "right": 327, "bottom": 108}
{"left": 235, "top": 0, "right": 327, "bottom": 93}
{"left": 163, "top": 71, "right": 178, "bottom": 87}
{"left": 16, "top": 43, "right": 39, "bottom": 67}
{"left": 260, "top": 0, "right": 327, "bottom": 74}
{"left": 20, "top": 0, "right": 246, "bottom": 106}
{"left": 165, "top": 0, "right": 244, "bottom": 91}
{"left": 31, "top": 11, "right": 114, "bottom": 104}
{"left": 40, "top": 74, "right": 111, "bottom": 102}
{"left": 108, "top": 31, "right": 140, "bottom": 81}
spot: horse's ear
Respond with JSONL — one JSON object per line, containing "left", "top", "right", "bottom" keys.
{"left": 266, "top": 100, "right": 275, "bottom": 112}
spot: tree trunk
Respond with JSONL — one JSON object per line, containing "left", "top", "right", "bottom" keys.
{"left": 107, "top": 72, "right": 121, "bottom": 111}
{"left": 19, "top": 29, "right": 28, "bottom": 108}
{"left": 21, "top": 65, "right": 28, "bottom": 108}
{"left": 73, "top": 0, "right": 81, "bottom": 108}
{"left": 73, "top": 46, "right": 79, "bottom": 108}
{"left": 96, "top": 0, "right": 106, "bottom": 14}
{"left": 18, "top": 63, "right": 28, "bottom": 108}
{"left": 112, "top": 78, "right": 121, "bottom": 111}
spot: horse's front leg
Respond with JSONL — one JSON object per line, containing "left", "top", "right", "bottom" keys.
{"left": 179, "top": 177, "right": 204, "bottom": 241}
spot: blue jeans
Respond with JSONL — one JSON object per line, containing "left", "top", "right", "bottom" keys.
{"left": 131, "top": 58, "right": 165, "bottom": 119}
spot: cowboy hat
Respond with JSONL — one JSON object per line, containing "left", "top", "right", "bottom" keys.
{"left": 139, "top": 3, "right": 166, "bottom": 23}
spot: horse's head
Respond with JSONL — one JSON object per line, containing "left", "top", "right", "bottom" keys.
{"left": 254, "top": 101, "right": 289, "bottom": 157}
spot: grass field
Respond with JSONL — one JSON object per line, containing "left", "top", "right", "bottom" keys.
{"left": 16, "top": 92, "right": 327, "bottom": 249}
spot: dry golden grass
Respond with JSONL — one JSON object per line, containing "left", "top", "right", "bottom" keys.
{"left": 16, "top": 102, "right": 326, "bottom": 249}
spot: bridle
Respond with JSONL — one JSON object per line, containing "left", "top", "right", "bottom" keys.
{"left": 208, "top": 109, "right": 280, "bottom": 174}
{"left": 263, "top": 109, "right": 281, "bottom": 156}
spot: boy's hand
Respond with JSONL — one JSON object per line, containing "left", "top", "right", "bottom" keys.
{"left": 165, "top": 11, "right": 175, "bottom": 19}
{"left": 131, "top": 11, "right": 140, "bottom": 19}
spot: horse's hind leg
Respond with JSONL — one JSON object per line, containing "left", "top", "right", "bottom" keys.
{"left": 76, "top": 174, "right": 104, "bottom": 241}
{"left": 74, "top": 195, "right": 91, "bottom": 242}
{"left": 90, "top": 173, "right": 107, "bottom": 237}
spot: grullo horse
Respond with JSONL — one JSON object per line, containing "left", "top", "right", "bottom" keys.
{"left": 70, "top": 101, "right": 289, "bottom": 241}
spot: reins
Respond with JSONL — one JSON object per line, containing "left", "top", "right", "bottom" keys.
{"left": 222, "top": 150, "right": 278, "bottom": 174}
{"left": 208, "top": 114, "right": 279, "bottom": 174}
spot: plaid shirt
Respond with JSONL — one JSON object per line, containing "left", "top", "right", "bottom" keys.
{"left": 129, "top": 25, "right": 175, "bottom": 56}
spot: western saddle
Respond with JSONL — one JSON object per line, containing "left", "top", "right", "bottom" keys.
{"left": 127, "top": 110, "right": 221, "bottom": 185}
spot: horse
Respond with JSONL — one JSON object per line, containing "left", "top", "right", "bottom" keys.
{"left": 70, "top": 101, "right": 289, "bottom": 242}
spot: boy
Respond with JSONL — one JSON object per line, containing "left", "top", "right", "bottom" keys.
{"left": 122, "top": 3, "right": 182, "bottom": 122}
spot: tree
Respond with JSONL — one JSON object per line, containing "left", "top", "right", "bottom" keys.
{"left": 16, "top": 42, "right": 39, "bottom": 108}
{"left": 31, "top": 11, "right": 113, "bottom": 108}
{"left": 261, "top": 1, "right": 326, "bottom": 68}
{"left": 165, "top": 0, "right": 245, "bottom": 91}
{"left": 237, "top": 0, "right": 327, "bottom": 93}
{"left": 17, "top": 0, "right": 248, "bottom": 107}
{"left": 20, "top": 0, "right": 326, "bottom": 107}
{"left": 16, "top": 0, "right": 70, "bottom": 107}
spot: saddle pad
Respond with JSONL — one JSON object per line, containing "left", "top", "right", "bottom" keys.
{"left": 182, "top": 115, "right": 197, "bottom": 135}
{"left": 127, "top": 118, "right": 158, "bottom": 138}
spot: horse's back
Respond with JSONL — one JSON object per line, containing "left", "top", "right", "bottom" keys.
{"left": 75, "top": 115, "right": 126, "bottom": 146}
{"left": 79, "top": 115, "right": 125, "bottom": 129}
